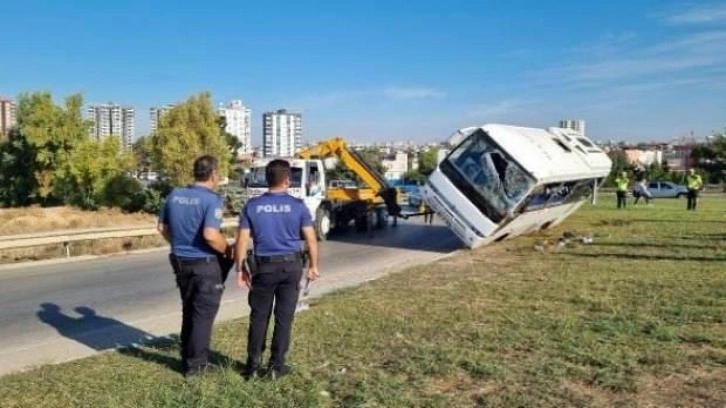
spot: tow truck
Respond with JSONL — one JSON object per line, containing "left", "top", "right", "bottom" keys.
{"left": 243, "top": 137, "right": 404, "bottom": 240}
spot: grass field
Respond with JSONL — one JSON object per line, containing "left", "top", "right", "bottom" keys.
{"left": 1, "top": 197, "right": 724, "bottom": 407}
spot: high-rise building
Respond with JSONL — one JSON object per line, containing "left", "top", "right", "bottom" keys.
{"left": 558, "top": 119, "right": 586, "bottom": 136}
{"left": 262, "top": 109, "right": 302, "bottom": 157}
{"left": 149, "top": 104, "right": 176, "bottom": 134}
{"left": 87, "top": 103, "right": 135, "bottom": 149}
{"left": 0, "top": 97, "right": 17, "bottom": 141}
{"left": 218, "top": 100, "right": 252, "bottom": 155}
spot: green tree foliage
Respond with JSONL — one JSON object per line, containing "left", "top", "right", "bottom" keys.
{"left": 217, "top": 115, "right": 243, "bottom": 165}
{"left": 151, "top": 92, "right": 231, "bottom": 186}
{"left": 602, "top": 150, "right": 630, "bottom": 187}
{"left": 324, "top": 148, "right": 387, "bottom": 185}
{"left": 0, "top": 129, "right": 39, "bottom": 207}
{"left": 418, "top": 148, "right": 439, "bottom": 176}
{"left": 102, "top": 173, "right": 146, "bottom": 212}
{"left": 65, "top": 136, "right": 136, "bottom": 209}
{"left": 358, "top": 148, "right": 386, "bottom": 175}
{"left": 691, "top": 135, "right": 726, "bottom": 183}
{"left": 400, "top": 148, "right": 440, "bottom": 185}
{"left": 1, "top": 92, "right": 137, "bottom": 210}
{"left": 15, "top": 92, "right": 89, "bottom": 204}
{"left": 132, "top": 136, "right": 154, "bottom": 172}
{"left": 402, "top": 169, "right": 426, "bottom": 185}
{"left": 325, "top": 162, "right": 355, "bottom": 183}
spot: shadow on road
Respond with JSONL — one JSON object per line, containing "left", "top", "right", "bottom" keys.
{"left": 327, "top": 221, "right": 462, "bottom": 253}
{"left": 37, "top": 303, "right": 236, "bottom": 374}
{"left": 36, "top": 303, "right": 157, "bottom": 351}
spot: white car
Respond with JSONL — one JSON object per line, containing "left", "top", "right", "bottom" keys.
{"left": 634, "top": 181, "right": 689, "bottom": 198}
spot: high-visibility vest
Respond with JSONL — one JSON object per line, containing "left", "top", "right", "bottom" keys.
{"left": 687, "top": 175, "right": 703, "bottom": 190}
{"left": 615, "top": 177, "right": 629, "bottom": 191}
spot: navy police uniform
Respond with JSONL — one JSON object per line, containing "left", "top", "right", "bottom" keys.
{"left": 239, "top": 191, "right": 312, "bottom": 371}
{"left": 160, "top": 185, "right": 229, "bottom": 373}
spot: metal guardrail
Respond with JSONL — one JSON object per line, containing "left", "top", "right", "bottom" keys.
{"left": 0, "top": 219, "right": 239, "bottom": 251}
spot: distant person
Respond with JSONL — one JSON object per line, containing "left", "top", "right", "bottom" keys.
{"left": 306, "top": 172, "right": 323, "bottom": 197}
{"left": 157, "top": 155, "right": 234, "bottom": 378}
{"left": 686, "top": 168, "right": 704, "bottom": 211}
{"left": 235, "top": 159, "right": 320, "bottom": 380}
{"left": 420, "top": 201, "right": 434, "bottom": 224}
{"left": 615, "top": 171, "right": 629, "bottom": 209}
{"left": 633, "top": 179, "right": 652, "bottom": 206}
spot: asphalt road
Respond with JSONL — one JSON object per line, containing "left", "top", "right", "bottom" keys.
{"left": 0, "top": 218, "right": 460, "bottom": 376}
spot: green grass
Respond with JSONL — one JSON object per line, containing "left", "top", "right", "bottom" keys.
{"left": 1, "top": 197, "right": 725, "bottom": 407}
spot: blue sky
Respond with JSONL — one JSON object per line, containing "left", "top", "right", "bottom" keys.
{"left": 1, "top": 0, "right": 725, "bottom": 144}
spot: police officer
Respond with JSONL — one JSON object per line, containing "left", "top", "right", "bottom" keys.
{"left": 157, "top": 155, "right": 233, "bottom": 377}
{"left": 686, "top": 168, "right": 704, "bottom": 211}
{"left": 615, "top": 171, "right": 629, "bottom": 209}
{"left": 234, "top": 159, "right": 320, "bottom": 380}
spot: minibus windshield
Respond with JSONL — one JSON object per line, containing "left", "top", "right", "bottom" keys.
{"left": 440, "top": 129, "right": 535, "bottom": 222}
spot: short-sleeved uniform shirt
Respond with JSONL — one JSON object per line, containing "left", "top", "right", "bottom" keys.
{"left": 239, "top": 192, "right": 313, "bottom": 257}
{"left": 159, "top": 185, "right": 224, "bottom": 259}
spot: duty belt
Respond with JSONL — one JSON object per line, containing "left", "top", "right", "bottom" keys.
{"left": 255, "top": 253, "right": 301, "bottom": 264}
{"left": 169, "top": 254, "right": 216, "bottom": 264}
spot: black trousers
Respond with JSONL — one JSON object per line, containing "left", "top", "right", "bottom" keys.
{"left": 616, "top": 191, "right": 627, "bottom": 209}
{"left": 633, "top": 192, "right": 651, "bottom": 205}
{"left": 169, "top": 255, "right": 224, "bottom": 371}
{"left": 687, "top": 189, "right": 699, "bottom": 210}
{"left": 247, "top": 260, "right": 303, "bottom": 368}
{"left": 424, "top": 212, "right": 434, "bottom": 224}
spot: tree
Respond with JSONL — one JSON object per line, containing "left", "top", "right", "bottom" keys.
{"left": 418, "top": 148, "right": 439, "bottom": 176}
{"left": 691, "top": 135, "right": 726, "bottom": 183}
{"left": 603, "top": 150, "right": 630, "bottom": 187}
{"left": 15, "top": 92, "right": 91, "bottom": 205}
{"left": 151, "top": 92, "right": 231, "bottom": 186}
{"left": 217, "top": 115, "right": 243, "bottom": 165}
{"left": 357, "top": 148, "right": 386, "bottom": 175}
{"left": 402, "top": 169, "right": 426, "bottom": 185}
{"left": 0, "top": 128, "right": 39, "bottom": 207}
{"left": 2, "top": 92, "right": 139, "bottom": 210}
{"left": 326, "top": 162, "right": 355, "bottom": 182}
{"left": 132, "top": 136, "right": 154, "bottom": 172}
{"left": 64, "top": 136, "right": 136, "bottom": 209}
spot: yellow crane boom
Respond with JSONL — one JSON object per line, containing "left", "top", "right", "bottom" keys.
{"left": 297, "top": 137, "right": 403, "bottom": 218}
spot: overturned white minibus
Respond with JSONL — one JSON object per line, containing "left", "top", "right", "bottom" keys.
{"left": 422, "top": 124, "right": 612, "bottom": 249}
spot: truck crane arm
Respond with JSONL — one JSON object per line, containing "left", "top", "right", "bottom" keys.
{"left": 297, "top": 137, "right": 403, "bottom": 218}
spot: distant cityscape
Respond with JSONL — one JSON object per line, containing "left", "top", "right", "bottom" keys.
{"left": 1, "top": 95, "right": 722, "bottom": 182}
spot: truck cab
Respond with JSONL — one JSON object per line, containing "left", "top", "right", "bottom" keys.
{"left": 243, "top": 157, "right": 331, "bottom": 237}
{"left": 243, "top": 138, "right": 403, "bottom": 241}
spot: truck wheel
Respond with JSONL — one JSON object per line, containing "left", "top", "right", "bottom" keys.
{"left": 315, "top": 208, "right": 331, "bottom": 241}
{"left": 676, "top": 193, "right": 685, "bottom": 199}
{"left": 354, "top": 215, "right": 368, "bottom": 232}
{"left": 374, "top": 208, "right": 387, "bottom": 229}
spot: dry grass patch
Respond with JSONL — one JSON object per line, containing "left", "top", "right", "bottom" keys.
{"left": 0, "top": 206, "right": 154, "bottom": 236}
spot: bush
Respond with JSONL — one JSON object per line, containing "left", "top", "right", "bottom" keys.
{"left": 101, "top": 174, "right": 146, "bottom": 213}
{"left": 142, "top": 181, "right": 173, "bottom": 215}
